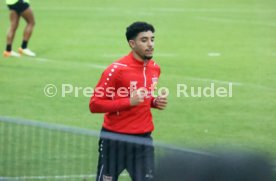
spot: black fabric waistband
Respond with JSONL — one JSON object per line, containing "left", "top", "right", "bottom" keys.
{"left": 101, "top": 127, "right": 152, "bottom": 137}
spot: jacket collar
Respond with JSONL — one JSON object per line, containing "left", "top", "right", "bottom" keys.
{"left": 129, "top": 52, "right": 151, "bottom": 66}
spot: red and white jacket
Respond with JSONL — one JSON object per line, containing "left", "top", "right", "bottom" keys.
{"left": 89, "top": 52, "right": 161, "bottom": 134}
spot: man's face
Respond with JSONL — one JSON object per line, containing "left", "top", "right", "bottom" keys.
{"left": 129, "top": 31, "right": 155, "bottom": 61}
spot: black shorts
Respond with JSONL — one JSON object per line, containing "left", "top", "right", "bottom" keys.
{"left": 96, "top": 128, "right": 154, "bottom": 181}
{"left": 7, "top": 1, "right": 29, "bottom": 15}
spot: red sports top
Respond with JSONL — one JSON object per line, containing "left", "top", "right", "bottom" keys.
{"left": 89, "top": 52, "right": 161, "bottom": 134}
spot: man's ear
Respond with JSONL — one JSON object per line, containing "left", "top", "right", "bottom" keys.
{"left": 129, "top": 40, "right": 135, "bottom": 49}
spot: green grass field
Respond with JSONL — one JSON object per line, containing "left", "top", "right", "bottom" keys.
{"left": 1, "top": 0, "right": 276, "bottom": 180}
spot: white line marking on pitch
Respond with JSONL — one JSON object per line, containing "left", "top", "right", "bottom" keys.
{"left": 102, "top": 54, "right": 124, "bottom": 58}
{"left": 0, "top": 174, "right": 96, "bottom": 180}
{"left": 88, "top": 64, "right": 106, "bottom": 69}
{"left": 102, "top": 53, "right": 177, "bottom": 58}
{"left": 25, "top": 57, "right": 107, "bottom": 69}
{"left": 16, "top": 57, "right": 276, "bottom": 91}
{"left": 0, "top": 173, "right": 128, "bottom": 180}
{"left": 195, "top": 16, "right": 276, "bottom": 27}
{"left": 34, "top": 57, "right": 49, "bottom": 62}
{"left": 151, "top": 8, "right": 269, "bottom": 13}
{"left": 33, "top": 7, "right": 275, "bottom": 14}
{"left": 184, "top": 76, "right": 243, "bottom": 86}
{"left": 184, "top": 76, "right": 276, "bottom": 90}
{"left": 155, "top": 53, "right": 177, "bottom": 57}
{"left": 208, "top": 52, "right": 221, "bottom": 57}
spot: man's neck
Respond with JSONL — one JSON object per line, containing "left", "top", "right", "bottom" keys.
{"left": 132, "top": 51, "right": 148, "bottom": 63}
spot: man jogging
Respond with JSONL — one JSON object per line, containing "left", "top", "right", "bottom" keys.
{"left": 89, "top": 21, "right": 167, "bottom": 181}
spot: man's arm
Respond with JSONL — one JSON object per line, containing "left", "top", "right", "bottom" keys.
{"left": 89, "top": 64, "right": 144, "bottom": 113}
{"left": 90, "top": 90, "right": 145, "bottom": 113}
{"left": 90, "top": 97, "right": 131, "bottom": 113}
{"left": 89, "top": 64, "right": 130, "bottom": 113}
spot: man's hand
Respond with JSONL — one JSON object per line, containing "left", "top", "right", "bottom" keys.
{"left": 154, "top": 90, "right": 168, "bottom": 110}
{"left": 130, "top": 89, "right": 145, "bottom": 106}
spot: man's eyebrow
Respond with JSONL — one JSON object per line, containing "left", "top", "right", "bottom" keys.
{"left": 140, "top": 36, "right": 155, "bottom": 39}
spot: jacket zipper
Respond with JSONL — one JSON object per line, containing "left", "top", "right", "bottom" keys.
{"left": 143, "top": 63, "right": 147, "bottom": 87}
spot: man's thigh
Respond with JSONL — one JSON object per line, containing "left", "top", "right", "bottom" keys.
{"left": 126, "top": 138, "right": 154, "bottom": 181}
{"left": 96, "top": 138, "right": 126, "bottom": 181}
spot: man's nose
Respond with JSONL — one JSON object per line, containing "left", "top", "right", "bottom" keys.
{"left": 148, "top": 40, "right": 154, "bottom": 47}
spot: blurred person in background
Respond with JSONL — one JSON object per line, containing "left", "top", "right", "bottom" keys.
{"left": 3, "top": 0, "right": 36, "bottom": 57}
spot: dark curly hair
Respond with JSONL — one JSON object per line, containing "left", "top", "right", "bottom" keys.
{"left": 126, "top": 22, "right": 155, "bottom": 41}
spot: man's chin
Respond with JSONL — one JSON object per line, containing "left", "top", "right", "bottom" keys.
{"left": 144, "top": 55, "right": 153, "bottom": 60}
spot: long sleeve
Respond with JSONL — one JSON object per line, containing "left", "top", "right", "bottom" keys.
{"left": 89, "top": 64, "right": 131, "bottom": 113}
{"left": 90, "top": 97, "right": 130, "bottom": 113}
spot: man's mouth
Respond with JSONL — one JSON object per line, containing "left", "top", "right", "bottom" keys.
{"left": 146, "top": 49, "right": 154, "bottom": 53}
